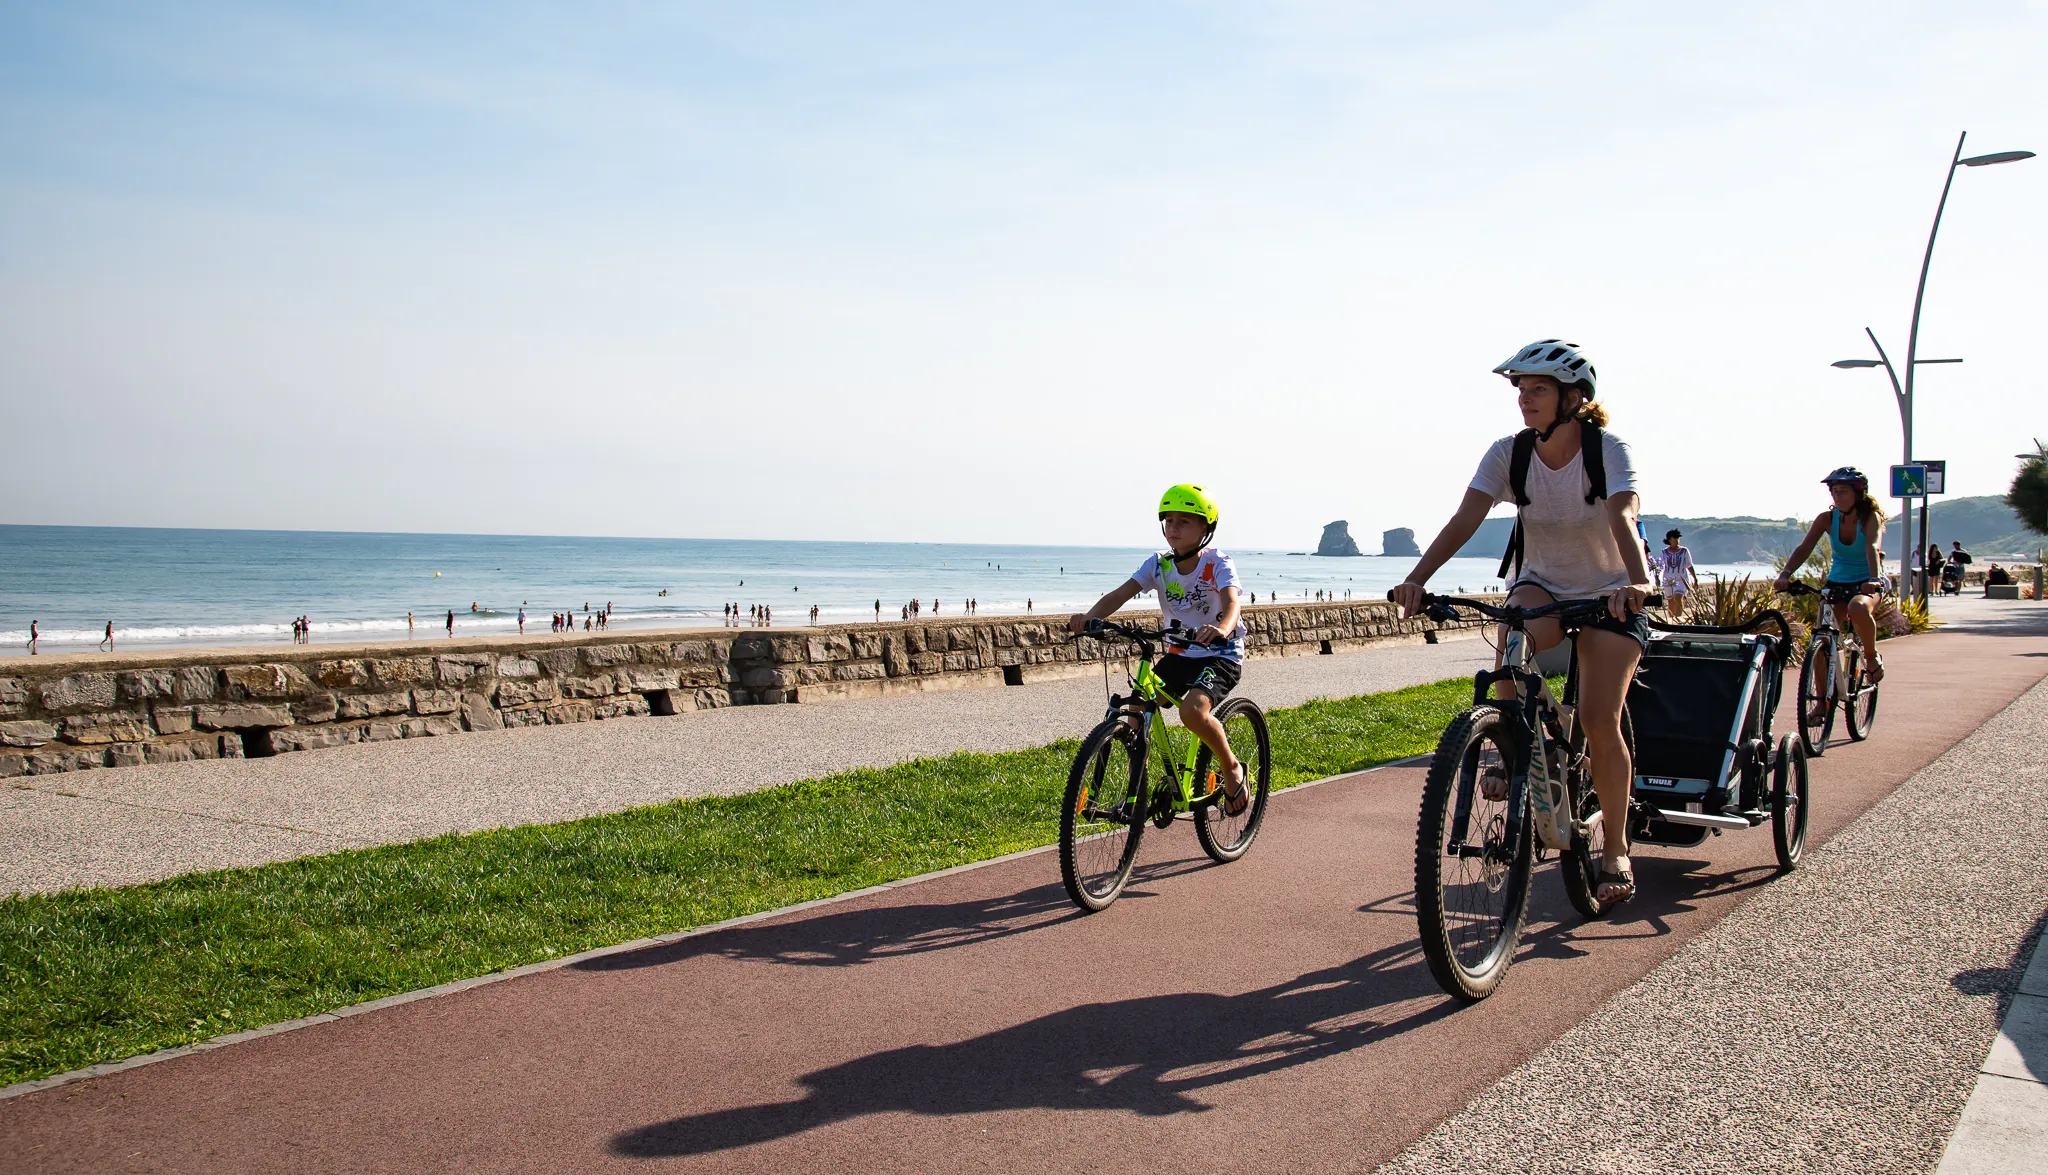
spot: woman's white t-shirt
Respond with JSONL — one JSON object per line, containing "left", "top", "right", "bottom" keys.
{"left": 1469, "top": 429, "right": 1639, "bottom": 601}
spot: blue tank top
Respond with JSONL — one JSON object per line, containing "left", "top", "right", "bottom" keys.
{"left": 1826, "top": 508, "right": 1872, "bottom": 584}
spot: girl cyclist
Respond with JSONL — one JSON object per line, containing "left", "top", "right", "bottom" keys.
{"left": 1392, "top": 339, "right": 1655, "bottom": 907}
{"left": 1775, "top": 467, "right": 1887, "bottom": 683}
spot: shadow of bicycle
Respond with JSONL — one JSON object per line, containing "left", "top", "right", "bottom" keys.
{"left": 609, "top": 936, "right": 1450, "bottom": 1158}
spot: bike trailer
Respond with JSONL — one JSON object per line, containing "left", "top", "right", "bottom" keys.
{"left": 1627, "top": 613, "right": 1791, "bottom": 847}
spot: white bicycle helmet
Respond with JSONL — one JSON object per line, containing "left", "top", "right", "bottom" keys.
{"left": 1493, "top": 339, "right": 1597, "bottom": 396}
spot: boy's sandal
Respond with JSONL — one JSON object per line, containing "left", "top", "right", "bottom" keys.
{"left": 1221, "top": 763, "right": 1251, "bottom": 817}
{"left": 1595, "top": 864, "right": 1636, "bottom": 907}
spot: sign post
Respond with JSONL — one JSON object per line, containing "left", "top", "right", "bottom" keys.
{"left": 1891, "top": 463, "right": 1929, "bottom": 597}
{"left": 1917, "top": 460, "right": 1946, "bottom": 596}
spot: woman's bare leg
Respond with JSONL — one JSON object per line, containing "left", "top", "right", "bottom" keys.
{"left": 1575, "top": 625, "right": 1643, "bottom": 898}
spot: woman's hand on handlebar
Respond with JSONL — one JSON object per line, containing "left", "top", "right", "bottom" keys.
{"left": 1388, "top": 581, "right": 1426, "bottom": 618}
{"left": 1772, "top": 574, "right": 1792, "bottom": 593}
{"left": 1608, "top": 582, "right": 1653, "bottom": 621}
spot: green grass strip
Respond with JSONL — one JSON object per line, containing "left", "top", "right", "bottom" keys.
{"left": 0, "top": 675, "right": 1474, "bottom": 1086}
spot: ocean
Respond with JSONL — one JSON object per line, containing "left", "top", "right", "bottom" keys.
{"left": 0, "top": 525, "right": 1766, "bottom": 655}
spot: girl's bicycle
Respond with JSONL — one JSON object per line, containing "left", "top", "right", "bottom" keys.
{"left": 1403, "top": 592, "right": 1652, "bottom": 1002}
{"left": 1783, "top": 581, "right": 1880, "bottom": 755}
{"left": 1058, "top": 618, "right": 1272, "bottom": 912}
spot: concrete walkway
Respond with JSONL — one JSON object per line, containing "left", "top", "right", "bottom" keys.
{"left": 5, "top": 635, "right": 1496, "bottom": 894}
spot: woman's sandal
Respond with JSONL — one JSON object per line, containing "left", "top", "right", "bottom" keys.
{"left": 1596, "top": 862, "right": 1636, "bottom": 907}
{"left": 1221, "top": 763, "right": 1251, "bottom": 817}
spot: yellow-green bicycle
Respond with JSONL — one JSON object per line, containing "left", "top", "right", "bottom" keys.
{"left": 1059, "top": 618, "right": 1272, "bottom": 912}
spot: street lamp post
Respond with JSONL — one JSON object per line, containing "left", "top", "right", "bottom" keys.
{"left": 1832, "top": 341, "right": 1960, "bottom": 597}
{"left": 1832, "top": 131, "right": 2033, "bottom": 603}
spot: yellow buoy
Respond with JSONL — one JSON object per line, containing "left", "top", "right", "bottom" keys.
{"left": 434, "top": 572, "right": 441, "bottom": 577}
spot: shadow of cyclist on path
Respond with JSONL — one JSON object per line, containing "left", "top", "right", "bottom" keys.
{"left": 574, "top": 859, "right": 1212, "bottom": 973}
{"left": 609, "top": 938, "right": 1449, "bottom": 1158}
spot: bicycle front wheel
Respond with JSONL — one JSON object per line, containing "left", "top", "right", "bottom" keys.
{"left": 1060, "top": 719, "right": 1148, "bottom": 912}
{"left": 1842, "top": 650, "right": 1880, "bottom": 741}
{"left": 1194, "top": 697, "right": 1272, "bottom": 863}
{"left": 1796, "top": 638, "right": 1835, "bottom": 757}
{"left": 1415, "top": 706, "right": 1532, "bottom": 1002}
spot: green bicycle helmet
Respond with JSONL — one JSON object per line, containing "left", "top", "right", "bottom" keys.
{"left": 1158, "top": 484, "right": 1218, "bottom": 550}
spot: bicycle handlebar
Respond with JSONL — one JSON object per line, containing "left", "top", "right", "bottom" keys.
{"left": 1079, "top": 617, "right": 1232, "bottom": 650}
{"left": 1392, "top": 590, "right": 1662, "bottom": 627}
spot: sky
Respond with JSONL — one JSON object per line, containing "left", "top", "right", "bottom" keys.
{"left": 1, "top": 2, "right": 2042, "bottom": 550}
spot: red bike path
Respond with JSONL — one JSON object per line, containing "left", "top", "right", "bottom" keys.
{"left": 6, "top": 628, "right": 2046, "bottom": 1174}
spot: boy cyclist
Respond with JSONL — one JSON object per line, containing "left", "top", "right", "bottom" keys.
{"left": 1068, "top": 484, "right": 1251, "bottom": 815}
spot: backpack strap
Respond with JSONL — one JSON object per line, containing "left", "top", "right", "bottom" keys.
{"left": 1498, "top": 429, "right": 1539, "bottom": 580}
{"left": 1580, "top": 421, "right": 1607, "bottom": 504}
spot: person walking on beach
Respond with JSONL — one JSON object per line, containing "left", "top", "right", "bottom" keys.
{"left": 446, "top": 609, "right": 455, "bottom": 637}
{"left": 518, "top": 607, "right": 525, "bottom": 634}
{"left": 874, "top": 599, "right": 881, "bottom": 621}
{"left": 100, "top": 621, "right": 114, "bottom": 651}
{"left": 27, "top": 620, "right": 37, "bottom": 653}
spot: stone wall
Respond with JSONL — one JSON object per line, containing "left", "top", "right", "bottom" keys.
{"left": 0, "top": 600, "right": 1491, "bottom": 778}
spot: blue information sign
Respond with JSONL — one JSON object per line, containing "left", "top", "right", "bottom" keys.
{"left": 1891, "top": 463, "right": 1928, "bottom": 498}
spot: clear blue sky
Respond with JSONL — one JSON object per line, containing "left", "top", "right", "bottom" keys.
{"left": 2, "top": 3, "right": 2041, "bottom": 549}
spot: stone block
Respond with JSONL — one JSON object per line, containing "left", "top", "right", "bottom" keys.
{"left": 0, "top": 720, "right": 58, "bottom": 748}
{"left": 910, "top": 652, "right": 943, "bottom": 674}
{"left": 771, "top": 635, "right": 808, "bottom": 663}
{"left": 0, "top": 677, "right": 25, "bottom": 713}
{"left": 361, "top": 721, "right": 404, "bottom": 743}
{"left": 118, "top": 670, "right": 178, "bottom": 701}
{"left": 740, "top": 667, "right": 788, "bottom": 690}
{"left": 850, "top": 632, "right": 883, "bottom": 659}
{"left": 597, "top": 696, "right": 651, "bottom": 720}
{"left": 0, "top": 753, "right": 23, "bottom": 777}
{"left": 271, "top": 725, "right": 359, "bottom": 753}
{"left": 152, "top": 706, "right": 197, "bottom": 735}
{"left": 224, "top": 663, "right": 314, "bottom": 700}
{"left": 315, "top": 660, "right": 369, "bottom": 689}
{"left": 903, "top": 628, "right": 928, "bottom": 654}
{"left": 218, "top": 733, "right": 245, "bottom": 758}
{"left": 675, "top": 665, "right": 723, "bottom": 688}
{"left": 495, "top": 656, "right": 539, "bottom": 679}
{"left": 834, "top": 662, "right": 886, "bottom": 681}
{"left": 613, "top": 667, "right": 677, "bottom": 692}
{"left": 580, "top": 644, "right": 637, "bottom": 670}
{"left": 543, "top": 701, "right": 596, "bottom": 725}
{"left": 993, "top": 627, "right": 1016, "bottom": 648}
{"left": 672, "top": 639, "right": 724, "bottom": 665}
{"left": 39, "top": 673, "right": 117, "bottom": 713}
{"left": 496, "top": 679, "right": 558, "bottom": 707}
{"left": 558, "top": 676, "right": 615, "bottom": 699}
{"left": 535, "top": 649, "right": 580, "bottom": 678}
{"left": 192, "top": 703, "right": 293, "bottom": 731}
{"left": 144, "top": 740, "right": 206, "bottom": 765}
{"left": 434, "top": 658, "right": 478, "bottom": 686}
{"left": 691, "top": 688, "right": 732, "bottom": 709}
{"left": 105, "top": 743, "right": 146, "bottom": 768}
{"left": 499, "top": 708, "right": 545, "bottom": 728}
{"left": 28, "top": 749, "right": 100, "bottom": 774}
{"left": 795, "top": 666, "right": 831, "bottom": 685}
{"left": 750, "top": 688, "right": 786, "bottom": 705}
{"left": 293, "top": 694, "right": 340, "bottom": 725}
{"left": 882, "top": 636, "right": 911, "bottom": 677}
{"left": 369, "top": 658, "right": 435, "bottom": 687}
{"left": 942, "top": 653, "right": 979, "bottom": 672}
{"left": 634, "top": 643, "right": 673, "bottom": 665}
{"left": 171, "top": 667, "right": 220, "bottom": 702}
{"left": 411, "top": 689, "right": 462, "bottom": 715}
{"left": 731, "top": 635, "right": 774, "bottom": 662}
{"left": 421, "top": 715, "right": 461, "bottom": 737}
{"left": 462, "top": 694, "right": 502, "bottom": 732}
{"left": 807, "top": 634, "right": 853, "bottom": 662}
{"left": 947, "top": 628, "right": 977, "bottom": 651}
{"left": 336, "top": 692, "right": 410, "bottom": 720}
{"left": 59, "top": 712, "right": 151, "bottom": 745}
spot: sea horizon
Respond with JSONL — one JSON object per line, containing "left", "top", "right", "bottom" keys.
{"left": 1, "top": 522, "right": 1773, "bottom": 657}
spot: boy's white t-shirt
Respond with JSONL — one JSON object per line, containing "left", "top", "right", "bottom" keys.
{"left": 1130, "top": 549, "right": 1247, "bottom": 659}
{"left": 1470, "top": 429, "right": 1640, "bottom": 601}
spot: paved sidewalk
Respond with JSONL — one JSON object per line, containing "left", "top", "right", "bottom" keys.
{"left": 5, "top": 637, "right": 1494, "bottom": 894}
{"left": 1936, "top": 929, "right": 2048, "bottom": 1173}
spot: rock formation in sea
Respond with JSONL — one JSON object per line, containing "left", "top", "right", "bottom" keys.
{"left": 1316, "top": 521, "right": 1363, "bottom": 557}
{"left": 1381, "top": 528, "right": 1420, "bottom": 557}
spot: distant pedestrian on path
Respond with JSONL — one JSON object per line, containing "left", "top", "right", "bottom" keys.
{"left": 100, "top": 621, "right": 114, "bottom": 651}
{"left": 446, "top": 609, "right": 455, "bottom": 637}
{"left": 518, "top": 607, "right": 526, "bottom": 634}
{"left": 1655, "top": 530, "right": 1700, "bottom": 621}
{"left": 27, "top": 620, "right": 37, "bottom": 653}
{"left": 874, "top": 599, "right": 881, "bottom": 621}
{"left": 407, "top": 612, "right": 414, "bottom": 635}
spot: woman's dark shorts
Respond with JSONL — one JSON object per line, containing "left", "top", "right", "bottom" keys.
{"left": 1577, "top": 606, "right": 1651, "bottom": 653}
{"left": 1155, "top": 653, "right": 1242, "bottom": 702}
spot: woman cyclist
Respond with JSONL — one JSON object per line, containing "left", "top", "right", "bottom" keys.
{"left": 1775, "top": 467, "right": 1886, "bottom": 683}
{"left": 1392, "top": 339, "right": 1655, "bottom": 906}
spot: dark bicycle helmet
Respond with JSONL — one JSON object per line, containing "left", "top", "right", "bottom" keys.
{"left": 1821, "top": 466, "right": 1868, "bottom": 489}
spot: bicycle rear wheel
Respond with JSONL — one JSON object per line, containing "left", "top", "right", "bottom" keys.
{"left": 1060, "top": 719, "right": 1148, "bottom": 911}
{"left": 1415, "top": 706, "right": 1532, "bottom": 1002}
{"left": 1193, "top": 697, "right": 1272, "bottom": 863}
{"left": 1796, "top": 637, "right": 1835, "bottom": 757}
{"left": 1842, "top": 650, "right": 1880, "bottom": 741}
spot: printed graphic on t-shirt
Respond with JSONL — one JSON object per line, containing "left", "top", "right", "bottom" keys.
{"left": 1131, "top": 550, "right": 1247, "bottom": 659}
